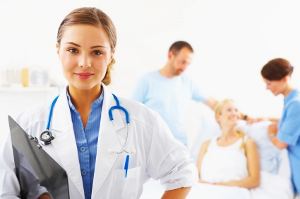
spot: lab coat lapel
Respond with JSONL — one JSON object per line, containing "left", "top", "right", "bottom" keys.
{"left": 92, "top": 85, "right": 126, "bottom": 198}
{"left": 51, "top": 89, "right": 84, "bottom": 197}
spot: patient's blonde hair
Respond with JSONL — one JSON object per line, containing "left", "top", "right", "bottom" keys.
{"left": 214, "top": 99, "right": 245, "bottom": 139}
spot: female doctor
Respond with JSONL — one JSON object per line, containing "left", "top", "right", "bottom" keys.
{"left": 261, "top": 58, "right": 300, "bottom": 198}
{"left": 0, "top": 7, "right": 196, "bottom": 199}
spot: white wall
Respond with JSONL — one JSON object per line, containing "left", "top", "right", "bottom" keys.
{"left": 1, "top": 0, "right": 300, "bottom": 143}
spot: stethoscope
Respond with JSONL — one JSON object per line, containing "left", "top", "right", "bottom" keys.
{"left": 39, "top": 95, "right": 59, "bottom": 145}
{"left": 40, "top": 93, "right": 131, "bottom": 153}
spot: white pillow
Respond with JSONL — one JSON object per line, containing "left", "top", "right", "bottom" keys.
{"left": 190, "top": 115, "right": 220, "bottom": 161}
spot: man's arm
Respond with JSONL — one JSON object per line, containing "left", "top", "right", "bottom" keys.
{"left": 204, "top": 97, "right": 218, "bottom": 110}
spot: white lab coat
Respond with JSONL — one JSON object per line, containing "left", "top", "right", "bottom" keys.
{"left": 0, "top": 85, "right": 197, "bottom": 199}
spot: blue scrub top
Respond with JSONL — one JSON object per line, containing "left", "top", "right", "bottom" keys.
{"left": 278, "top": 89, "right": 300, "bottom": 194}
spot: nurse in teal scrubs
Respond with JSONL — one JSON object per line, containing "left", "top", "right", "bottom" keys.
{"left": 261, "top": 58, "right": 300, "bottom": 198}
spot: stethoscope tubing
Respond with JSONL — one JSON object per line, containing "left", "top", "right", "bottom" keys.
{"left": 43, "top": 93, "right": 130, "bottom": 148}
{"left": 46, "top": 95, "right": 59, "bottom": 130}
{"left": 109, "top": 94, "right": 130, "bottom": 124}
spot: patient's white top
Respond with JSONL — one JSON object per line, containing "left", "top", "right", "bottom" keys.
{"left": 201, "top": 136, "right": 248, "bottom": 183}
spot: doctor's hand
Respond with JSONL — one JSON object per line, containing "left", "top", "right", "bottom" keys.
{"left": 161, "top": 187, "right": 191, "bottom": 199}
{"left": 38, "top": 193, "right": 51, "bottom": 199}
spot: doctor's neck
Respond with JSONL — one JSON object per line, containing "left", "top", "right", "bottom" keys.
{"left": 68, "top": 85, "right": 102, "bottom": 109}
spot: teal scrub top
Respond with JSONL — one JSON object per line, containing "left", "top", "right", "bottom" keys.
{"left": 278, "top": 89, "right": 300, "bottom": 194}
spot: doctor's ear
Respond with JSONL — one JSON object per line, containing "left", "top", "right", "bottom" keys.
{"left": 168, "top": 51, "right": 173, "bottom": 59}
{"left": 102, "top": 58, "right": 115, "bottom": 85}
{"left": 281, "top": 75, "right": 290, "bottom": 83}
{"left": 109, "top": 57, "right": 115, "bottom": 67}
{"left": 56, "top": 43, "right": 60, "bottom": 54}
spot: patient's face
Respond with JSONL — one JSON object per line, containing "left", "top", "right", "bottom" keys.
{"left": 219, "top": 102, "right": 239, "bottom": 126}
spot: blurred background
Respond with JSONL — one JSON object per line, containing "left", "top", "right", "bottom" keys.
{"left": 0, "top": 0, "right": 299, "bottom": 152}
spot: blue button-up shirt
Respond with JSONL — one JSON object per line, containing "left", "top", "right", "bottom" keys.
{"left": 67, "top": 90, "right": 103, "bottom": 199}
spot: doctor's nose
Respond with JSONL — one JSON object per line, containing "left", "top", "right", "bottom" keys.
{"left": 79, "top": 55, "right": 92, "bottom": 68}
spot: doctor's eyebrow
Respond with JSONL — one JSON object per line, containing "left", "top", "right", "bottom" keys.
{"left": 91, "top": 45, "right": 108, "bottom": 49}
{"left": 64, "top": 42, "right": 108, "bottom": 49}
{"left": 64, "top": 42, "right": 80, "bottom": 47}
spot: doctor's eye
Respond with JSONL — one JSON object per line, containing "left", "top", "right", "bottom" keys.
{"left": 92, "top": 50, "right": 104, "bottom": 56}
{"left": 67, "top": 48, "right": 79, "bottom": 54}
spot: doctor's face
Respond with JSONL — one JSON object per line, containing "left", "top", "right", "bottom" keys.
{"left": 57, "top": 24, "right": 113, "bottom": 91}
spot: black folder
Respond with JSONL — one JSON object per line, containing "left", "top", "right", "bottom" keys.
{"left": 8, "top": 116, "right": 70, "bottom": 199}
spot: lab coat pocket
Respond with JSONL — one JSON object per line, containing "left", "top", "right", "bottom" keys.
{"left": 112, "top": 166, "right": 141, "bottom": 199}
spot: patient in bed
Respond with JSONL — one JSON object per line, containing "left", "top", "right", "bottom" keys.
{"left": 190, "top": 99, "right": 259, "bottom": 199}
{"left": 188, "top": 99, "right": 293, "bottom": 199}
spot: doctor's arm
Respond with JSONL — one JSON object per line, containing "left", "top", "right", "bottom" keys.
{"left": 146, "top": 112, "right": 197, "bottom": 199}
{"left": 0, "top": 132, "right": 49, "bottom": 199}
{"left": 0, "top": 134, "right": 21, "bottom": 198}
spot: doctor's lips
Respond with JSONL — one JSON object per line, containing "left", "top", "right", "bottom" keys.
{"left": 176, "top": 69, "right": 184, "bottom": 74}
{"left": 74, "top": 72, "right": 94, "bottom": 79}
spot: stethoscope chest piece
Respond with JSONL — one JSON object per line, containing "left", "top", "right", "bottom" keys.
{"left": 40, "top": 130, "right": 54, "bottom": 145}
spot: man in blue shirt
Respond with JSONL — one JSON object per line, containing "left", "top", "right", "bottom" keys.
{"left": 132, "top": 41, "right": 216, "bottom": 145}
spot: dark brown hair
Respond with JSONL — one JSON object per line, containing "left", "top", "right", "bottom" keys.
{"left": 261, "top": 58, "right": 294, "bottom": 81}
{"left": 168, "top": 41, "right": 194, "bottom": 55}
{"left": 57, "top": 7, "right": 116, "bottom": 85}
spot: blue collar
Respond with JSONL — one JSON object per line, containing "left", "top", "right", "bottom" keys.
{"left": 66, "top": 88, "right": 104, "bottom": 112}
{"left": 284, "top": 89, "right": 298, "bottom": 105}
